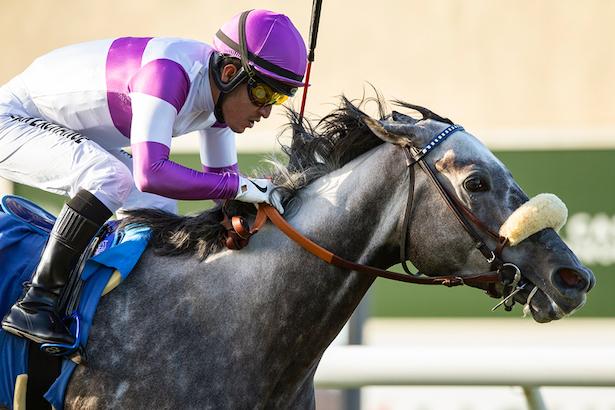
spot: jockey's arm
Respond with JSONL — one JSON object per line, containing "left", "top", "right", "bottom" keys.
{"left": 198, "top": 126, "right": 239, "bottom": 175}
{"left": 197, "top": 126, "right": 239, "bottom": 206}
{"left": 128, "top": 61, "right": 283, "bottom": 211}
{"left": 130, "top": 92, "right": 239, "bottom": 200}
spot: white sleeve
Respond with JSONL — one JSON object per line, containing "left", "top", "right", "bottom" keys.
{"left": 129, "top": 92, "right": 176, "bottom": 148}
{"left": 198, "top": 126, "right": 237, "bottom": 168}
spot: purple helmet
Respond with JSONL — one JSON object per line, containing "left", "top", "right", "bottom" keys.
{"left": 213, "top": 9, "right": 307, "bottom": 87}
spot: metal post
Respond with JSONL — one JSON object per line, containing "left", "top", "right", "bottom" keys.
{"left": 0, "top": 178, "right": 13, "bottom": 195}
{"left": 344, "top": 292, "right": 370, "bottom": 410}
{"left": 522, "top": 386, "right": 547, "bottom": 410}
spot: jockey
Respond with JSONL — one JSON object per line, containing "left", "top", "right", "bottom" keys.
{"left": 0, "top": 9, "right": 307, "bottom": 347}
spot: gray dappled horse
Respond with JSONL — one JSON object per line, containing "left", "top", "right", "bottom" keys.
{"left": 64, "top": 97, "right": 594, "bottom": 409}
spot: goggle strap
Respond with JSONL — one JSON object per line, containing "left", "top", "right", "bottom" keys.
{"left": 209, "top": 52, "right": 247, "bottom": 94}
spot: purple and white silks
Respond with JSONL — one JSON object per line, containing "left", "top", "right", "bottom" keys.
{"left": 106, "top": 37, "right": 152, "bottom": 138}
{"left": 107, "top": 37, "right": 239, "bottom": 200}
{"left": 1, "top": 36, "right": 241, "bottom": 207}
{"left": 106, "top": 37, "right": 190, "bottom": 138}
{"left": 130, "top": 59, "right": 190, "bottom": 113}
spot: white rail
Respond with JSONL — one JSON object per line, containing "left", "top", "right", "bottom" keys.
{"left": 314, "top": 346, "right": 615, "bottom": 410}
{"left": 315, "top": 346, "right": 615, "bottom": 387}
{"left": 0, "top": 178, "right": 13, "bottom": 195}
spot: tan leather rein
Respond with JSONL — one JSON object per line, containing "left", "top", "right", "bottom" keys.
{"left": 222, "top": 203, "right": 501, "bottom": 288}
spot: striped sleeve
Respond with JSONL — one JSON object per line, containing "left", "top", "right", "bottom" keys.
{"left": 129, "top": 58, "right": 189, "bottom": 113}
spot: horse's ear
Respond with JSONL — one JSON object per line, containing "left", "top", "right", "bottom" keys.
{"left": 391, "top": 110, "right": 418, "bottom": 124}
{"left": 362, "top": 116, "right": 411, "bottom": 147}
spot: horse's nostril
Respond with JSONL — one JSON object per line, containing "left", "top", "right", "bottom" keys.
{"left": 555, "top": 268, "right": 588, "bottom": 291}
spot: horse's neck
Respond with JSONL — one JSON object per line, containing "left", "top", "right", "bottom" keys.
{"left": 295, "top": 144, "right": 406, "bottom": 264}
{"left": 273, "top": 144, "right": 406, "bottom": 361}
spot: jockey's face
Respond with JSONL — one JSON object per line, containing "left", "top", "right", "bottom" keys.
{"left": 219, "top": 64, "right": 272, "bottom": 133}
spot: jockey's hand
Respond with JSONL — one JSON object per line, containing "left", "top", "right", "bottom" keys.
{"left": 235, "top": 176, "right": 285, "bottom": 214}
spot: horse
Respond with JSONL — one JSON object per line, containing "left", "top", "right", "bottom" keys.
{"left": 58, "top": 96, "right": 593, "bottom": 409}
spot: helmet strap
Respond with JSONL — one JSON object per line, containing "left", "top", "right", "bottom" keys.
{"left": 209, "top": 52, "right": 247, "bottom": 124}
{"left": 211, "top": 10, "right": 254, "bottom": 125}
{"left": 214, "top": 91, "right": 226, "bottom": 124}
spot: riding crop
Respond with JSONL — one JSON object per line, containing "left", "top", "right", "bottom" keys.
{"left": 299, "top": 0, "right": 324, "bottom": 123}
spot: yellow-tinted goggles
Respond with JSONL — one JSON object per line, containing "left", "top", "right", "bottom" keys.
{"left": 247, "top": 80, "right": 296, "bottom": 107}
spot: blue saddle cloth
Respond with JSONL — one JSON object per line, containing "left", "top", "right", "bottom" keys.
{"left": 0, "top": 196, "right": 150, "bottom": 409}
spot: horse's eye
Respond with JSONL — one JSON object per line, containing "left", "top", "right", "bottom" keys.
{"left": 463, "top": 175, "right": 490, "bottom": 192}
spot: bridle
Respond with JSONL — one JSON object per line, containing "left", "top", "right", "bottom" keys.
{"left": 398, "top": 126, "right": 520, "bottom": 288}
{"left": 397, "top": 124, "right": 524, "bottom": 308}
{"left": 223, "top": 124, "right": 525, "bottom": 311}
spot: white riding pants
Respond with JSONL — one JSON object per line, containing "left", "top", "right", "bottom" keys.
{"left": 0, "top": 113, "right": 177, "bottom": 215}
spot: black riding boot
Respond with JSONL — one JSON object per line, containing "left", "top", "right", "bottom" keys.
{"left": 1, "top": 190, "right": 112, "bottom": 345}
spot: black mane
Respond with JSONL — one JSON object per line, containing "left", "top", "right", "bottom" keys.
{"left": 121, "top": 94, "right": 437, "bottom": 259}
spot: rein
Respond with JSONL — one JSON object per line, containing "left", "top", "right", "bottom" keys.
{"left": 224, "top": 204, "right": 497, "bottom": 287}
{"left": 222, "top": 125, "right": 522, "bottom": 292}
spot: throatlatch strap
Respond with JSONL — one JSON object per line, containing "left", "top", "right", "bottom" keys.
{"left": 400, "top": 148, "right": 418, "bottom": 276}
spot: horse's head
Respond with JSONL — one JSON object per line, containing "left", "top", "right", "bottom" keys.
{"left": 363, "top": 103, "right": 595, "bottom": 323}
